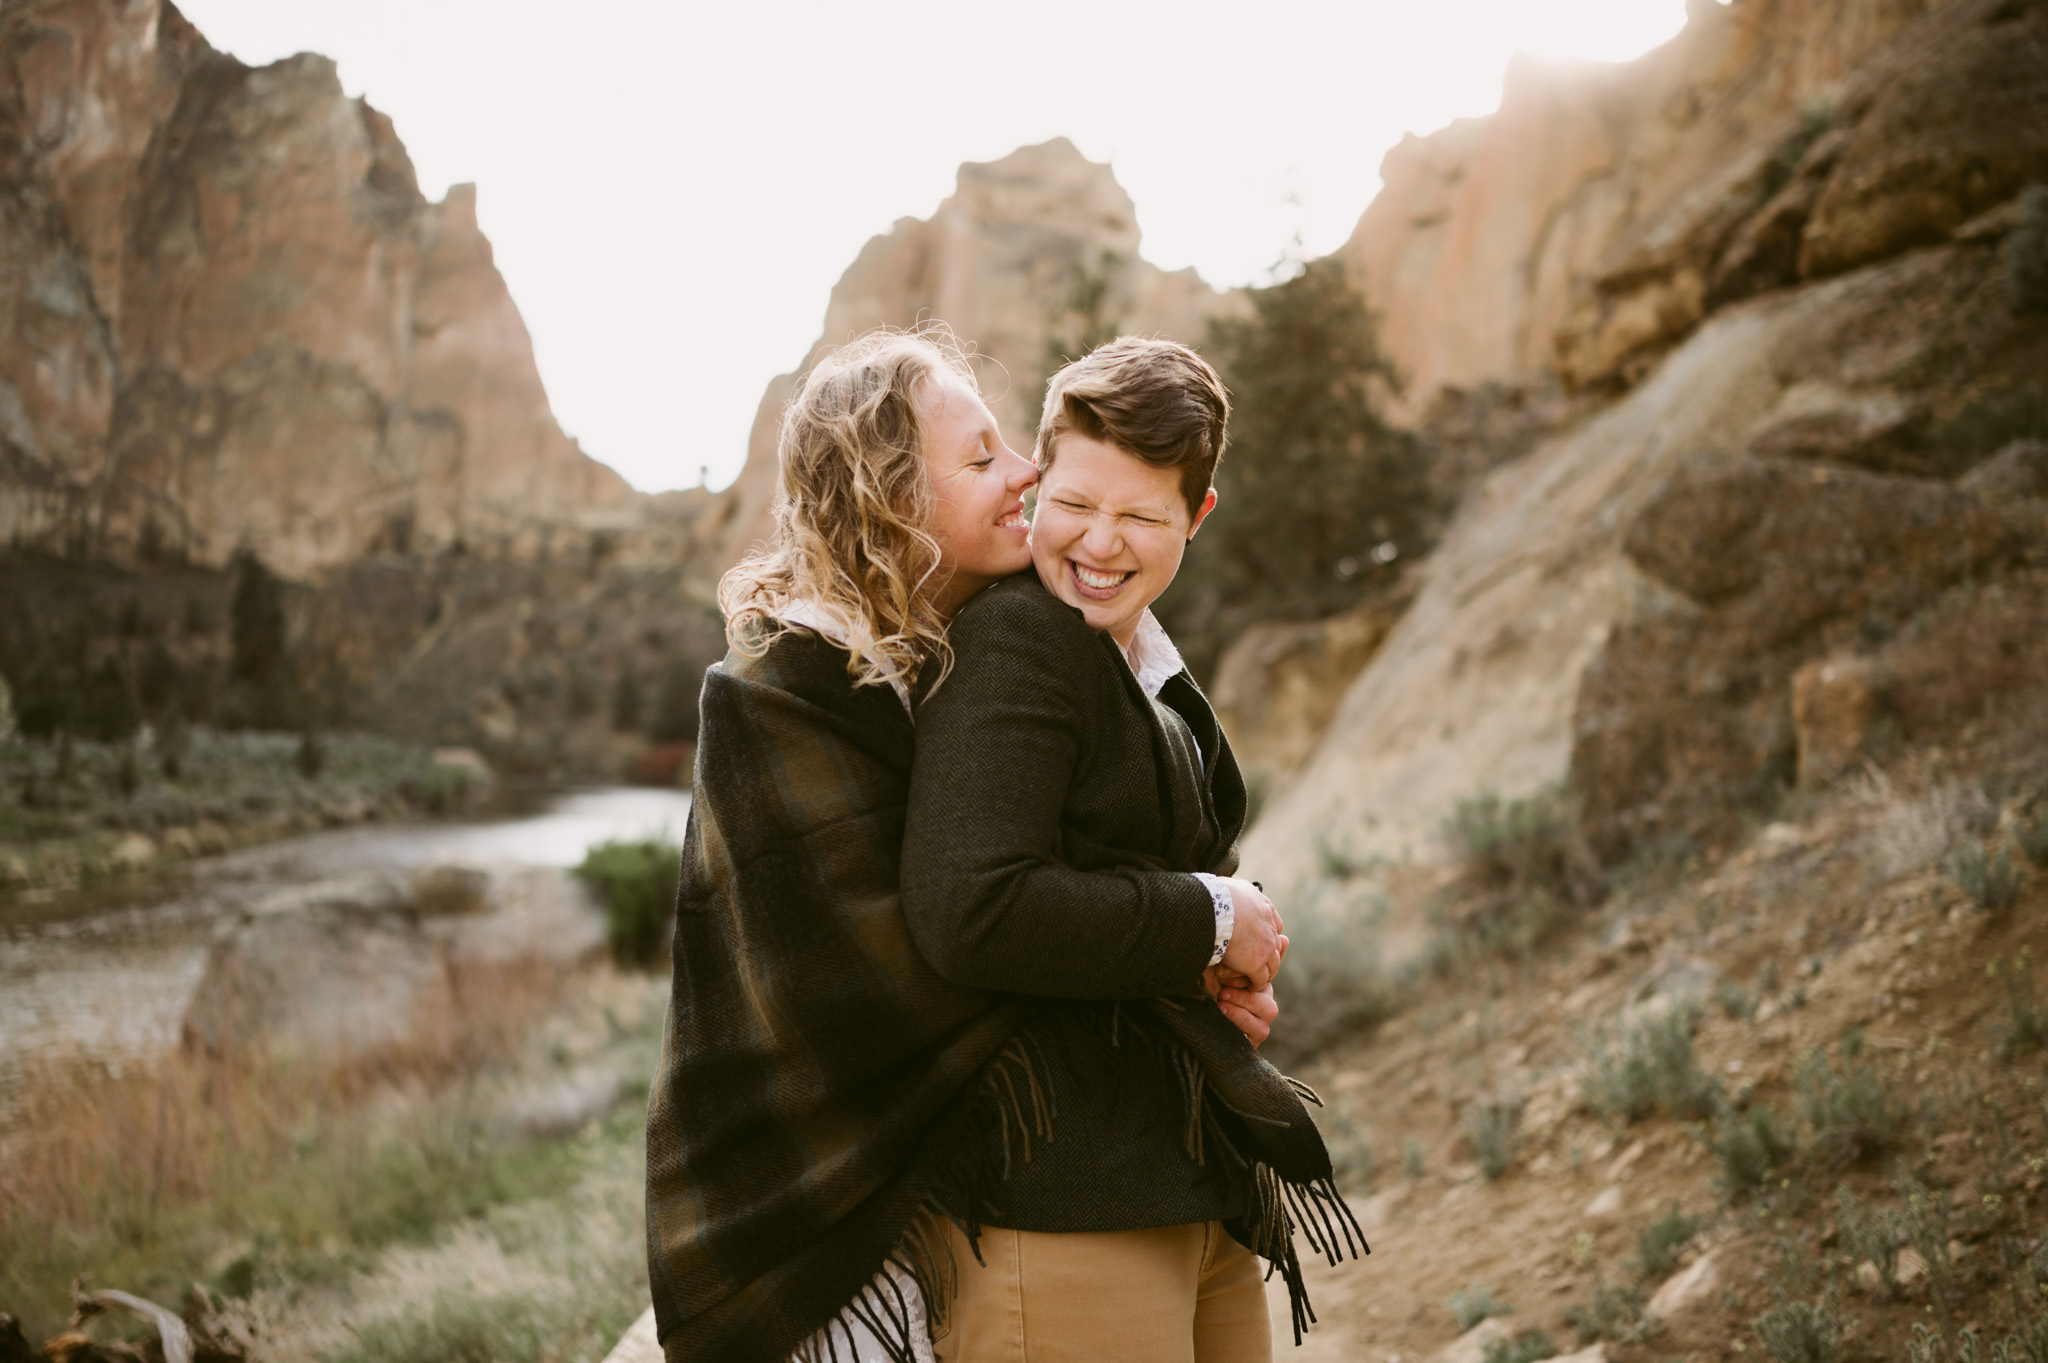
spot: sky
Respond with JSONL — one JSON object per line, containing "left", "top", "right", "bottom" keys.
{"left": 173, "top": 0, "right": 1692, "bottom": 494}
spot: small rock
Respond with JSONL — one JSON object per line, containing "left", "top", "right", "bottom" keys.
{"left": 1426, "top": 1318, "right": 1513, "bottom": 1363}
{"left": 1648, "top": 1250, "right": 1719, "bottom": 1318}
{"left": 1607, "top": 1139, "right": 1648, "bottom": 1181}
{"left": 1585, "top": 1185, "right": 1625, "bottom": 1220}
{"left": 1853, "top": 1260, "right": 1883, "bottom": 1293}
{"left": 503, "top": 1070, "right": 627, "bottom": 1138}
{"left": 1551, "top": 1346, "right": 1607, "bottom": 1363}
{"left": 1897, "top": 1247, "right": 1928, "bottom": 1285}
{"left": 110, "top": 833, "right": 156, "bottom": 868}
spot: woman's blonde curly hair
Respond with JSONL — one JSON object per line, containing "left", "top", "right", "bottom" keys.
{"left": 718, "top": 324, "right": 979, "bottom": 692}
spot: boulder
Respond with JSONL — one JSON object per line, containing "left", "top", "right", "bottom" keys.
{"left": 1210, "top": 597, "right": 1405, "bottom": 804}
{"left": 1426, "top": 1318, "right": 1514, "bottom": 1363}
{"left": 1647, "top": 1250, "right": 1720, "bottom": 1319}
{"left": 180, "top": 865, "right": 607, "bottom": 1069}
{"left": 180, "top": 874, "right": 455, "bottom": 1067}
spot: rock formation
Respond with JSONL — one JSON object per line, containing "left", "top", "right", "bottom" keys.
{"left": 711, "top": 138, "right": 1232, "bottom": 567}
{"left": 1337, "top": 0, "right": 1987, "bottom": 408}
{"left": 1248, "top": 0, "right": 2048, "bottom": 898}
{"left": 0, "top": 0, "right": 633, "bottom": 579}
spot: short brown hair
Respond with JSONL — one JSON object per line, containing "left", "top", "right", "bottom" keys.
{"left": 1035, "top": 337, "right": 1229, "bottom": 518}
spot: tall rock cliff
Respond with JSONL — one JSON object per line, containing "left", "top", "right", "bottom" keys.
{"left": 1247, "top": 0, "right": 2048, "bottom": 908}
{"left": 1340, "top": 0, "right": 1955, "bottom": 407}
{"left": 709, "top": 138, "right": 1231, "bottom": 567}
{"left": 0, "top": 0, "right": 632, "bottom": 580}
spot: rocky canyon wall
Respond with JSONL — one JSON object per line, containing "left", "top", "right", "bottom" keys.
{"left": 0, "top": 0, "right": 633, "bottom": 581}
{"left": 1249, "top": 0, "right": 2048, "bottom": 902}
{"left": 1340, "top": 0, "right": 1949, "bottom": 408}
{"left": 710, "top": 137, "right": 1234, "bottom": 567}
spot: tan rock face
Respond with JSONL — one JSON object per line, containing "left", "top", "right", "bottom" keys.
{"left": 0, "top": 0, "right": 631, "bottom": 579}
{"left": 1210, "top": 596, "right": 1406, "bottom": 805}
{"left": 714, "top": 138, "right": 1232, "bottom": 567}
{"left": 1338, "top": 0, "right": 1944, "bottom": 407}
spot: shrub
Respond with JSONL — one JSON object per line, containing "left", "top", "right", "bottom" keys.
{"left": 1403, "top": 1138, "right": 1425, "bottom": 1179}
{"left": 1795, "top": 1045, "right": 1901, "bottom": 1160}
{"left": 1443, "top": 787, "right": 1580, "bottom": 895}
{"left": 645, "top": 653, "right": 701, "bottom": 745}
{"left": 1155, "top": 254, "right": 1438, "bottom": 677}
{"left": 1992, "top": 951, "right": 2048, "bottom": 1062}
{"left": 2013, "top": 806, "right": 2048, "bottom": 870}
{"left": 574, "top": 838, "right": 681, "bottom": 968}
{"left": 1565, "top": 1273, "right": 1644, "bottom": 1343}
{"left": 1944, "top": 838, "right": 2023, "bottom": 911}
{"left": 1836, "top": 1183, "right": 1904, "bottom": 1296}
{"left": 1632, "top": 1203, "right": 1703, "bottom": 1281}
{"left": 1448, "top": 1283, "right": 1512, "bottom": 1330}
{"left": 1483, "top": 1329, "right": 1558, "bottom": 1363}
{"left": 294, "top": 728, "right": 326, "bottom": 780}
{"left": 1705, "top": 1100, "right": 1798, "bottom": 1196}
{"left": 1755, "top": 1292, "right": 1842, "bottom": 1363}
{"left": 1463, "top": 1101, "right": 1520, "bottom": 1180}
{"left": 1717, "top": 982, "right": 1758, "bottom": 1020}
{"left": 2005, "top": 186, "right": 2048, "bottom": 313}
{"left": 416, "top": 761, "right": 478, "bottom": 816}
{"left": 0, "top": 670, "right": 14, "bottom": 741}
{"left": 1582, "top": 1004, "right": 1719, "bottom": 1124}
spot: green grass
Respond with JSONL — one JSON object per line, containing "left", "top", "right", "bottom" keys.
{"left": 574, "top": 838, "right": 682, "bottom": 968}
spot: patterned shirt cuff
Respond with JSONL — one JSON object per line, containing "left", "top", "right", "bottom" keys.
{"left": 1192, "top": 872, "right": 1234, "bottom": 968}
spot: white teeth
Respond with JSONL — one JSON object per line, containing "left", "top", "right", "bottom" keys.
{"left": 1074, "top": 564, "right": 1129, "bottom": 590}
{"left": 998, "top": 511, "right": 1026, "bottom": 529}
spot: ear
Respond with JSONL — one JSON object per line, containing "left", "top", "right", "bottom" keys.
{"left": 1186, "top": 487, "right": 1219, "bottom": 541}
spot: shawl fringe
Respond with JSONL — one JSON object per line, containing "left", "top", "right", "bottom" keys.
{"left": 798, "top": 1002, "right": 1369, "bottom": 1358}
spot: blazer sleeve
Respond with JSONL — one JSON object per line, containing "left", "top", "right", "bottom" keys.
{"left": 902, "top": 585, "right": 1217, "bottom": 999}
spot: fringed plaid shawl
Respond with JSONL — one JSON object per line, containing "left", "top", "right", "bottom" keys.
{"left": 645, "top": 628, "right": 1039, "bottom": 1363}
{"left": 647, "top": 615, "right": 1364, "bottom": 1363}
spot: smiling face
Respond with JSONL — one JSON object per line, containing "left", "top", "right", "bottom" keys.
{"left": 1031, "top": 431, "right": 1217, "bottom": 646}
{"left": 919, "top": 371, "right": 1038, "bottom": 619}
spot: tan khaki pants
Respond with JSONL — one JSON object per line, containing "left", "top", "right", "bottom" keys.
{"left": 930, "top": 1220, "right": 1272, "bottom": 1363}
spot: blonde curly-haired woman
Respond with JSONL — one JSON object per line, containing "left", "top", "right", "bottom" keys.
{"left": 642, "top": 328, "right": 1343, "bottom": 1363}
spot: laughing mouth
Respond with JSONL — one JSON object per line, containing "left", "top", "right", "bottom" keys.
{"left": 1070, "top": 561, "right": 1133, "bottom": 593}
{"left": 998, "top": 509, "right": 1026, "bottom": 530}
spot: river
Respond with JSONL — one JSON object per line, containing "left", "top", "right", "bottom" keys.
{"left": 0, "top": 787, "right": 692, "bottom": 1088}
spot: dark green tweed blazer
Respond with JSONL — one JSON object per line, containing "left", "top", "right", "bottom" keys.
{"left": 903, "top": 571, "right": 1259, "bottom": 1230}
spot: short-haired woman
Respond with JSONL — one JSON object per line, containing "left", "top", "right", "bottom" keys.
{"left": 903, "top": 338, "right": 1362, "bottom": 1362}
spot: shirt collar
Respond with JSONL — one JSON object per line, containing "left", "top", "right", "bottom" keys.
{"left": 1119, "top": 609, "right": 1186, "bottom": 698}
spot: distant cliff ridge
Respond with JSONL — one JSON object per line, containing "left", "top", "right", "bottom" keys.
{"left": 0, "top": 0, "right": 632, "bottom": 580}
{"left": 712, "top": 137, "right": 1236, "bottom": 568}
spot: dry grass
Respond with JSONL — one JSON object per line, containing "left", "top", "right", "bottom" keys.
{"left": 0, "top": 961, "right": 657, "bottom": 1347}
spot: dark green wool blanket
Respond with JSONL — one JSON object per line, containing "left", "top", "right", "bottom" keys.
{"left": 646, "top": 621, "right": 1362, "bottom": 1363}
